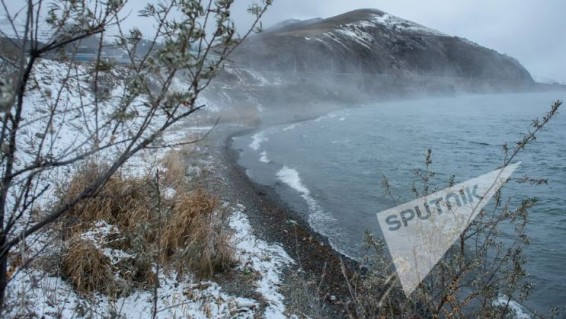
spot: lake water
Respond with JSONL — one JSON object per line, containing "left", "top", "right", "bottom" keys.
{"left": 232, "top": 91, "right": 566, "bottom": 315}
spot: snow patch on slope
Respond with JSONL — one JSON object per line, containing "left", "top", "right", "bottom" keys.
{"left": 370, "top": 12, "right": 446, "bottom": 36}
{"left": 314, "top": 10, "right": 445, "bottom": 50}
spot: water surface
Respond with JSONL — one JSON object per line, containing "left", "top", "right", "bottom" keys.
{"left": 232, "top": 91, "right": 566, "bottom": 314}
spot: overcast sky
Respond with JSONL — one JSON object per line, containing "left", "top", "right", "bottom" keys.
{"left": 227, "top": 0, "right": 566, "bottom": 83}
{"left": 2, "top": 1, "right": 565, "bottom": 83}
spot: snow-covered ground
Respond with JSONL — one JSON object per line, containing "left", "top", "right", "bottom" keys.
{"left": 2, "top": 59, "right": 295, "bottom": 318}
{"left": 6, "top": 205, "right": 294, "bottom": 318}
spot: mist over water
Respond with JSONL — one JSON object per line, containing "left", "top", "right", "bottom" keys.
{"left": 232, "top": 91, "right": 566, "bottom": 314}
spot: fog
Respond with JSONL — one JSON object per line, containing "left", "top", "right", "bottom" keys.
{"left": 213, "top": 7, "right": 542, "bottom": 119}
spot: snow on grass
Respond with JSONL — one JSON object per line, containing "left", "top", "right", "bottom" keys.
{"left": 6, "top": 202, "right": 296, "bottom": 318}
{"left": 6, "top": 268, "right": 260, "bottom": 319}
{"left": 220, "top": 67, "right": 273, "bottom": 88}
{"left": 319, "top": 32, "right": 352, "bottom": 51}
{"left": 334, "top": 23, "right": 374, "bottom": 50}
{"left": 314, "top": 10, "right": 446, "bottom": 50}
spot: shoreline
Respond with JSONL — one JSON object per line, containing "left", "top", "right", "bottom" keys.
{"left": 204, "top": 109, "right": 361, "bottom": 317}
{"left": 225, "top": 124, "right": 358, "bottom": 266}
{"left": 210, "top": 91, "right": 566, "bottom": 317}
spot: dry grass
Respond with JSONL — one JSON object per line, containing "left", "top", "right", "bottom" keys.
{"left": 160, "top": 188, "right": 234, "bottom": 278}
{"left": 53, "top": 154, "right": 234, "bottom": 296}
{"left": 60, "top": 162, "right": 155, "bottom": 238}
{"left": 61, "top": 238, "right": 116, "bottom": 295}
{"left": 160, "top": 149, "right": 189, "bottom": 190}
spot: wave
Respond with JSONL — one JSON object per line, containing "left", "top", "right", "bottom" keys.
{"left": 492, "top": 295, "right": 532, "bottom": 319}
{"left": 187, "top": 126, "right": 214, "bottom": 131}
{"left": 259, "top": 151, "right": 270, "bottom": 163}
{"left": 311, "top": 110, "right": 349, "bottom": 124}
{"left": 469, "top": 141, "right": 491, "bottom": 146}
{"left": 282, "top": 123, "right": 298, "bottom": 131}
{"left": 276, "top": 166, "right": 310, "bottom": 195}
{"left": 276, "top": 166, "right": 337, "bottom": 227}
{"left": 249, "top": 132, "right": 267, "bottom": 151}
{"left": 313, "top": 112, "right": 337, "bottom": 123}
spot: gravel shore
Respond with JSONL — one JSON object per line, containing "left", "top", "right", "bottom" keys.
{"left": 191, "top": 108, "right": 360, "bottom": 318}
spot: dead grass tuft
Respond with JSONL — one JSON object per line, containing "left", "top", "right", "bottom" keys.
{"left": 160, "top": 189, "right": 234, "bottom": 278}
{"left": 61, "top": 238, "right": 116, "bottom": 295}
{"left": 160, "top": 149, "right": 189, "bottom": 190}
{"left": 52, "top": 155, "right": 234, "bottom": 296}
{"left": 60, "top": 162, "right": 155, "bottom": 237}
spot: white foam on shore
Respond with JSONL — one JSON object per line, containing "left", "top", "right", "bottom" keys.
{"left": 259, "top": 151, "right": 270, "bottom": 163}
{"left": 312, "top": 111, "right": 345, "bottom": 123}
{"left": 276, "top": 166, "right": 336, "bottom": 227}
{"left": 282, "top": 123, "right": 298, "bottom": 131}
{"left": 492, "top": 295, "right": 532, "bottom": 319}
{"left": 250, "top": 132, "right": 267, "bottom": 151}
{"left": 276, "top": 166, "right": 310, "bottom": 196}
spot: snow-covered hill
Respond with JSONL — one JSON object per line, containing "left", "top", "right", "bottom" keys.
{"left": 232, "top": 8, "right": 534, "bottom": 92}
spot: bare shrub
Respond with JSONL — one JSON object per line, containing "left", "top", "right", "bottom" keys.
{"left": 0, "top": 0, "right": 271, "bottom": 306}
{"left": 88, "top": 62, "right": 118, "bottom": 102}
{"left": 344, "top": 101, "right": 562, "bottom": 318}
{"left": 114, "top": 254, "right": 158, "bottom": 291}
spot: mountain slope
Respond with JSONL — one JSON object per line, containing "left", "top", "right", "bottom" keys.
{"left": 232, "top": 9, "right": 533, "bottom": 92}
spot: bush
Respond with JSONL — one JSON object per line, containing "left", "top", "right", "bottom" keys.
{"left": 344, "top": 101, "right": 562, "bottom": 318}
{"left": 93, "top": 60, "right": 114, "bottom": 73}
